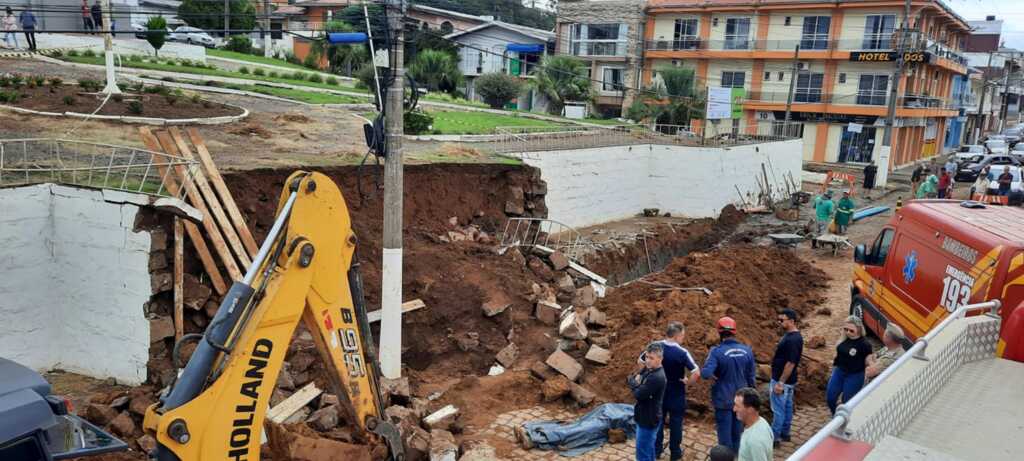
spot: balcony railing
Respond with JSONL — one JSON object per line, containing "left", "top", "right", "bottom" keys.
{"left": 645, "top": 37, "right": 898, "bottom": 52}
{"left": 571, "top": 41, "right": 628, "bottom": 57}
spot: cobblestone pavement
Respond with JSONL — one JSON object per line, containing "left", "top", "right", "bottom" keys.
{"left": 481, "top": 404, "right": 832, "bottom": 460}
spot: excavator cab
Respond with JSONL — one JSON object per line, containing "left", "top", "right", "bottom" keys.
{"left": 142, "top": 171, "right": 403, "bottom": 461}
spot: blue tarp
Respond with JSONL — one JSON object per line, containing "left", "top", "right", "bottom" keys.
{"left": 327, "top": 32, "right": 368, "bottom": 44}
{"left": 523, "top": 403, "right": 636, "bottom": 457}
{"left": 852, "top": 206, "right": 890, "bottom": 222}
{"left": 507, "top": 43, "right": 545, "bottom": 53}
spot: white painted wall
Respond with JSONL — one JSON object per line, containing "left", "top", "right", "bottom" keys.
{"left": 517, "top": 140, "right": 803, "bottom": 228}
{"left": 37, "top": 34, "right": 208, "bottom": 62}
{"left": 0, "top": 184, "right": 152, "bottom": 384}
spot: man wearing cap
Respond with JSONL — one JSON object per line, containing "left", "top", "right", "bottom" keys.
{"left": 813, "top": 191, "right": 835, "bottom": 236}
{"left": 835, "top": 191, "right": 855, "bottom": 235}
{"left": 701, "top": 317, "right": 756, "bottom": 453}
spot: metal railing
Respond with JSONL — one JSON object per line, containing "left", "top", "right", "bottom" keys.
{"left": 644, "top": 37, "right": 897, "bottom": 52}
{"left": 788, "top": 300, "right": 1001, "bottom": 460}
{"left": 0, "top": 138, "right": 197, "bottom": 199}
{"left": 500, "top": 217, "right": 586, "bottom": 261}
{"left": 486, "top": 121, "right": 803, "bottom": 154}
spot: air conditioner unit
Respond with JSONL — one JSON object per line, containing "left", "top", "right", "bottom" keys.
{"left": 797, "top": 62, "right": 809, "bottom": 71}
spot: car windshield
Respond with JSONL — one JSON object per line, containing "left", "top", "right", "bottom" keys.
{"left": 987, "top": 141, "right": 1008, "bottom": 148}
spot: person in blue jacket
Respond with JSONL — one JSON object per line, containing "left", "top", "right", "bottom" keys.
{"left": 701, "top": 316, "right": 757, "bottom": 453}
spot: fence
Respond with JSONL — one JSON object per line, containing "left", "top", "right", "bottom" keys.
{"left": 0, "top": 138, "right": 198, "bottom": 199}
{"left": 485, "top": 121, "right": 803, "bottom": 154}
{"left": 499, "top": 217, "right": 586, "bottom": 261}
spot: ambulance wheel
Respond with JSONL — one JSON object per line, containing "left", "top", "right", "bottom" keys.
{"left": 850, "top": 296, "right": 879, "bottom": 339}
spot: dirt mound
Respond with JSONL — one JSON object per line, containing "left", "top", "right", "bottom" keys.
{"left": 228, "top": 122, "right": 273, "bottom": 139}
{"left": 585, "top": 246, "right": 831, "bottom": 410}
{"left": 274, "top": 113, "right": 313, "bottom": 124}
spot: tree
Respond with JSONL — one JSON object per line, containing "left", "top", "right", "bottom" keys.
{"left": 145, "top": 16, "right": 168, "bottom": 58}
{"left": 532, "top": 55, "right": 591, "bottom": 115}
{"left": 337, "top": 4, "right": 387, "bottom": 44}
{"left": 476, "top": 73, "right": 524, "bottom": 109}
{"left": 177, "top": 0, "right": 255, "bottom": 34}
{"left": 627, "top": 67, "right": 703, "bottom": 125}
{"left": 413, "top": 0, "right": 555, "bottom": 30}
{"left": 310, "top": 20, "right": 369, "bottom": 75}
{"left": 408, "top": 49, "right": 463, "bottom": 94}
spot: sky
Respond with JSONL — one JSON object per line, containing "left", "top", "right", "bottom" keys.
{"left": 937, "top": 0, "right": 1024, "bottom": 49}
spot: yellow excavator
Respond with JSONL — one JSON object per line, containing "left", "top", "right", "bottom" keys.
{"left": 142, "top": 171, "right": 403, "bottom": 460}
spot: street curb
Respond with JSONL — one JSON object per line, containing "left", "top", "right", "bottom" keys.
{"left": 0, "top": 101, "right": 249, "bottom": 126}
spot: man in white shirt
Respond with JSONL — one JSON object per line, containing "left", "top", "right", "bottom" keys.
{"left": 734, "top": 387, "right": 773, "bottom": 461}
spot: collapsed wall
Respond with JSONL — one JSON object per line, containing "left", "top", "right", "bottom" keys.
{"left": 517, "top": 139, "right": 803, "bottom": 228}
{"left": 0, "top": 184, "right": 160, "bottom": 385}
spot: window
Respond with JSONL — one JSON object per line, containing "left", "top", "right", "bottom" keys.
{"left": 784, "top": 16, "right": 792, "bottom": 26}
{"left": 795, "top": 72, "right": 824, "bottom": 102}
{"left": 602, "top": 67, "right": 625, "bottom": 92}
{"left": 778, "top": 71, "right": 784, "bottom": 81}
{"left": 721, "top": 71, "right": 745, "bottom": 88}
{"left": 857, "top": 74, "right": 889, "bottom": 105}
{"left": 440, "top": 21, "right": 453, "bottom": 34}
{"left": 800, "top": 16, "right": 831, "bottom": 50}
{"left": 862, "top": 15, "right": 896, "bottom": 50}
{"left": 477, "top": 51, "right": 484, "bottom": 73}
{"left": 570, "top": 23, "right": 627, "bottom": 56}
{"left": 764, "top": 71, "right": 771, "bottom": 81}
{"left": 869, "top": 229, "right": 895, "bottom": 265}
{"left": 838, "top": 73, "right": 847, "bottom": 84}
{"left": 673, "top": 18, "right": 699, "bottom": 49}
{"left": 724, "top": 18, "right": 751, "bottom": 50}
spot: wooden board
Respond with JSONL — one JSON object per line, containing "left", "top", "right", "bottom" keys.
{"left": 267, "top": 382, "right": 322, "bottom": 424}
{"left": 154, "top": 130, "right": 243, "bottom": 281}
{"left": 366, "top": 299, "right": 426, "bottom": 323}
{"left": 173, "top": 217, "right": 184, "bottom": 341}
{"left": 186, "top": 127, "right": 259, "bottom": 257}
{"left": 168, "top": 128, "right": 252, "bottom": 269}
{"left": 139, "top": 128, "right": 228, "bottom": 295}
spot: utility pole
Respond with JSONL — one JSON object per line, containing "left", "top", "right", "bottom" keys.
{"left": 783, "top": 44, "right": 801, "bottom": 137}
{"left": 100, "top": 0, "right": 120, "bottom": 94}
{"left": 998, "top": 52, "right": 1015, "bottom": 132}
{"left": 379, "top": 0, "right": 406, "bottom": 380}
{"left": 976, "top": 51, "right": 995, "bottom": 143}
{"left": 877, "top": 0, "right": 911, "bottom": 188}
{"left": 263, "top": 0, "right": 272, "bottom": 57}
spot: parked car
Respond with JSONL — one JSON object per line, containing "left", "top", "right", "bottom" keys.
{"left": 131, "top": 23, "right": 172, "bottom": 40}
{"left": 1000, "top": 129, "right": 1022, "bottom": 146}
{"left": 985, "top": 139, "right": 1010, "bottom": 155}
{"left": 169, "top": 26, "right": 216, "bottom": 47}
{"left": 955, "top": 145, "right": 986, "bottom": 163}
{"left": 1012, "top": 143, "right": 1024, "bottom": 161}
{"left": 970, "top": 165, "right": 1024, "bottom": 206}
{"left": 955, "top": 154, "right": 1021, "bottom": 182}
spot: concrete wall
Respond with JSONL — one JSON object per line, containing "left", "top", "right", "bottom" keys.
{"left": 0, "top": 184, "right": 152, "bottom": 384}
{"left": 36, "top": 34, "right": 208, "bottom": 62}
{"left": 517, "top": 139, "right": 803, "bottom": 228}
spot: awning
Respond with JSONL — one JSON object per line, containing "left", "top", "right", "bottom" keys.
{"left": 506, "top": 43, "right": 544, "bottom": 53}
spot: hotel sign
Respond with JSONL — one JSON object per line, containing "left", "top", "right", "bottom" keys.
{"left": 850, "top": 51, "right": 929, "bottom": 63}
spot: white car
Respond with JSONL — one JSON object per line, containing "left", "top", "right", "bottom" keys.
{"left": 1012, "top": 143, "right": 1024, "bottom": 161}
{"left": 955, "top": 145, "right": 986, "bottom": 163}
{"left": 985, "top": 139, "right": 1009, "bottom": 155}
{"left": 169, "top": 26, "right": 216, "bottom": 47}
{"left": 131, "top": 23, "right": 172, "bottom": 40}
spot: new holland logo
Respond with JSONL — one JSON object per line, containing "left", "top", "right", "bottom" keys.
{"left": 903, "top": 251, "right": 919, "bottom": 284}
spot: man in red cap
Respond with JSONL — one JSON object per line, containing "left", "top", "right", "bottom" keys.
{"left": 700, "top": 316, "right": 756, "bottom": 453}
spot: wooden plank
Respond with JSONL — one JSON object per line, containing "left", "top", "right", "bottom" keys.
{"left": 186, "top": 127, "right": 259, "bottom": 257}
{"left": 168, "top": 128, "right": 252, "bottom": 269}
{"left": 366, "top": 299, "right": 426, "bottom": 324}
{"left": 139, "top": 128, "right": 228, "bottom": 295}
{"left": 173, "top": 217, "right": 184, "bottom": 341}
{"left": 267, "top": 382, "right": 322, "bottom": 424}
{"left": 154, "top": 130, "right": 243, "bottom": 281}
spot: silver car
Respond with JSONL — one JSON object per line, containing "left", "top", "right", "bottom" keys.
{"left": 169, "top": 26, "right": 216, "bottom": 47}
{"left": 985, "top": 139, "right": 1009, "bottom": 155}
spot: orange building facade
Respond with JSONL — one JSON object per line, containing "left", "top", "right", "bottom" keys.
{"left": 643, "top": 0, "right": 970, "bottom": 168}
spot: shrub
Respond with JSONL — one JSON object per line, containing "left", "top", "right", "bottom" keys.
{"left": 165, "top": 92, "right": 179, "bottom": 106}
{"left": 191, "top": 94, "right": 202, "bottom": 104}
{"left": 161, "top": 77, "right": 178, "bottom": 83}
{"left": 253, "top": 67, "right": 265, "bottom": 76}
{"left": 302, "top": 53, "right": 319, "bottom": 70}
{"left": 144, "top": 85, "right": 165, "bottom": 94}
{"left": 67, "top": 49, "right": 79, "bottom": 57}
{"left": 145, "top": 16, "right": 168, "bottom": 58}
{"left": 285, "top": 52, "right": 301, "bottom": 65}
{"left": 30, "top": 76, "right": 44, "bottom": 87}
{"left": 127, "top": 100, "right": 144, "bottom": 114}
{"left": 307, "top": 73, "right": 323, "bottom": 83}
{"left": 475, "top": 73, "right": 524, "bottom": 109}
{"left": 83, "top": 49, "right": 96, "bottom": 58}
{"left": 239, "top": 66, "right": 250, "bottom": 75}
{"left": 268, "top": 71, "right": 279, "bottom": 78}
{"left": 403, "top": 110, "right": 433, "bottom": 135}
{"left": 48, "top": 77, "right": 63, "bottom": 93}
{"left": 326, "top": 76, "right": 340, "bottom": 86}
{"left": 78, "top": 79, "right": 100, "bottom": 92}
{"left": 112, "top": 93, "right": 124, "bottom": 103}
{"left": 291, "top": 71, "right": 306, "bottom": 81}
{"left": 129, "top": 54, "right": 143, "bottom": 62}
{"left": 132, "top": 81, "right": 146, "bottom": 93}
{"left": 225, "top": 35, "right": 253, "bottom": 54}
{"left": 0, "top": 75, "right": 9, "bottom": 87}
{"left": 9, "top": 74, "right": 24, "bottom": 88}
{"left": 0, "top": 90, "right": 20, "bottom": 103}
{"left": 63, "top": 95, "right": 76, "bottom": 105}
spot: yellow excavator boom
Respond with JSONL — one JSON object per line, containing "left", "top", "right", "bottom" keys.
{"left": 143, "top": 171, "right": 402, "bottom": 461}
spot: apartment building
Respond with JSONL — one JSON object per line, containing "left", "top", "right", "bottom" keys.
{"left": 644, "top": 0, "right": 970, "bottom": 167}
{"left": 556, "top": 0, "right": 647, "bottom": 117}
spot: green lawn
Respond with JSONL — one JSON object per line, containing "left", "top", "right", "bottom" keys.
{"left": 206, "top": 49, "right": 311, "bottom": 72}
{"left": 61, "top": 55, "right": 366, "bottom": 94}
{"left": 428, "top": 110, "right": 563, "bottom": 135}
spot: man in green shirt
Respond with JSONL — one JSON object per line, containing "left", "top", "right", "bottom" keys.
{"left": 916, "top": 171, "right": 938, "bottom": 199}
{"left": 814, "top": 191, "right": 835, "bottom": 236}
{"left": 835, "top": 191, "right": 855, "bottom": 235}
{"left": 734, "top": 387, "right": 773, "bottom": 461}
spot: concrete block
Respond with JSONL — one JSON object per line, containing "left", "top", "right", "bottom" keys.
{"left": 569, "top": 382, "right": 596, "bottom": 406}
{"left": 584, "top": 345, "right": 611, "bottom": 365}
{"left": 548, "top": 251, "right": 570, "bottom": 271}
{"left": 423, "top": 405, "right": 459, "bottom": 431}
{"left": 495, "top": 343, "right": 519, "bottom": 368}
{"left": 558, "top": 311, "right": 588, "bottom": 340}
{"left": 545, "top": 349, "right": 583, "bottom": 382}
{"left": 541, "top": 376, "right": 571, "bottom": 402}
{"left": 584, "top": 307, "right": 607, "bottom": 327}
{"left": 574, "top": 285, "right": 597, "bottom": 307}
{"left": 429, "top": 429, "right": 458, "bottom": 461}
{"left": 535, "top": 300, "right": 562, "bottom": 325}
{"left": 481, "top": 299, "right": 510, "bottom": 317}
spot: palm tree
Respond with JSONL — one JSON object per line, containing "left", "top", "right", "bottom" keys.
{"left": 310, "top": 21, "right": 368, "bottom": 76}
{"left": 408, "top": 49, "right": 463, "bottom": 94}
{"left": 532, "top": 55, "right": 591, "bottom": 115}
{"left": 635, "top": 67, "right": 703, "bottom": 125}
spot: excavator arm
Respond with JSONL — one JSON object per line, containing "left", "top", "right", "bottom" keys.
{"left": 142, "top": 171, "right": 403, "bottom": 461}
